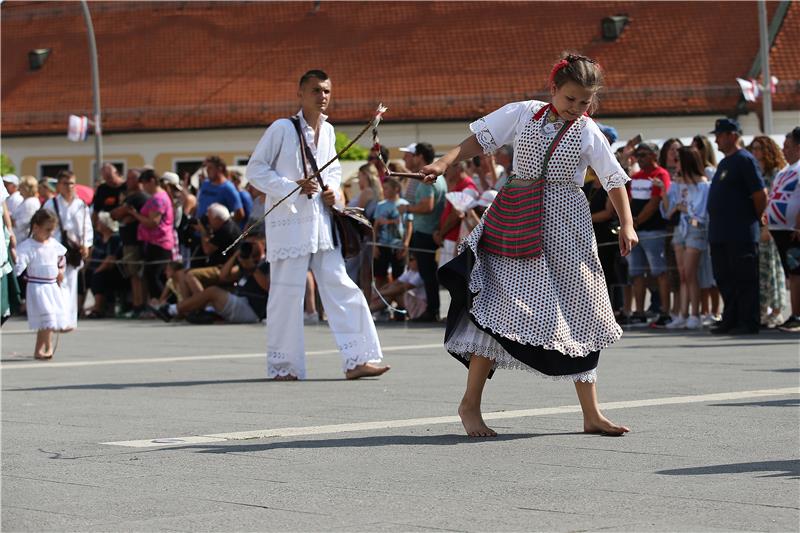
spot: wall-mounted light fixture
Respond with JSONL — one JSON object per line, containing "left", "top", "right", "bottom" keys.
{"left": 601, "top": 16, "right": 629, "bottom": 41}
{"left": 28, "top": 48, "right": 51, "bottom": 70}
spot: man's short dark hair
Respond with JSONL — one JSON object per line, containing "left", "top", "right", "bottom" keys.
{"left": 56, "top": 169, "right": 75, "bottom": 182}
{"left": 415, "top": 142, "right": 435, "bottom": 165}
{"left": 788, "top": 127, "right": 800, "bottom": 145}
{"left": 138, "top": 169, "right": 157, "bottom": 183}
{"left": 299, "top": 69, "right": 329, "bottom": 87}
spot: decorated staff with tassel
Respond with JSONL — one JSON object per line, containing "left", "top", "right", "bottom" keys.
{"left": 245, "top": 69, "right": 390, "bottom": 381}
{"left": 422, "top": 54, "right": 638, "bottom": 437}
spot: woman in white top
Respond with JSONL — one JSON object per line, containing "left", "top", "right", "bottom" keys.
{"left": 422, "top": 54, "right": 637, "bottom": 437}
{"left": 10, "top": 175, "right": 41, "bottom": 245}
{"left": 13, "top": 209, "right": 69, "bottom": 359}
{"left": 43, "top": 171, "right": 93, "bottom": 329}
{"left": 654, "top": 147, "right": 710, "bottom": 329}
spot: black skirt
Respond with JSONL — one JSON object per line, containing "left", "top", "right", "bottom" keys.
{"left": 438, "top": 249, "right": 600, "bottom": 378}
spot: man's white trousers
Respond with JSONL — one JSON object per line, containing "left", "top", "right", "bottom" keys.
{"left": 266, "top": 247, "right": 383, "bottom": 379}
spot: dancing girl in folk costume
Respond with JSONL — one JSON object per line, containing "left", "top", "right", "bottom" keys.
{"left": 422, "top": 54, "right": 639, "bottom": 437}
{"left": 246, "top": 69, "right": 389, "bottom": 381}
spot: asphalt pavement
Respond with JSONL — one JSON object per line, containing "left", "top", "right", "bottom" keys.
{"left": 1, "top": 314, "right": 798, "bottom": 532}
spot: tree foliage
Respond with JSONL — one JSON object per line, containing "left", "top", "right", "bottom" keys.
{"left": 0, "top": 154, "right": 15, "bottom": 175}
{"left": 335, "top": 132, "right": 369, "bottom": 161}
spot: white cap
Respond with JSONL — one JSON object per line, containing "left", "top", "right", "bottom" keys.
{"left": 2, "top": 174, "right": 19, "bottom": 186}
{"left": 474, "top": 189, "right": 498, "bottom": 208}
{"left": 160, "top": 171, "right": 182, "bottom": 191}
{"left": 398, "top": 143, "right": 417, "bottom": 153}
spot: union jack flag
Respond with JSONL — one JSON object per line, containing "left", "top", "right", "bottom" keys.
{"left": 768, "top": 168, "right": 799, "bottom": 226}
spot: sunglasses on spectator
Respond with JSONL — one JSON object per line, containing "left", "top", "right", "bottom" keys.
{"left": 634, "top": 152, "right": 651, "bottom": 157}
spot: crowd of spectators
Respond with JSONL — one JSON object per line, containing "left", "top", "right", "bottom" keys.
{"left": 3, "top": 123, "right": 799, "bottom": 334}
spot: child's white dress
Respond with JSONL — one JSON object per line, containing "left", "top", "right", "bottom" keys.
{"left": 13, "top": 238, "right": 69, "bottom": 330}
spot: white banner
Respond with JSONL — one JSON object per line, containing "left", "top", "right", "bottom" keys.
{"left": 67, "top": 115, "right": 89, "bottom": 142}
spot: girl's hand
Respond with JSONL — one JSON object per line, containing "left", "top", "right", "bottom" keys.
{"left": 618, "top": 224, "right": 638, "bottom": 257}
{"left": 421, "top": 161, "right": 447, "bottom": 184}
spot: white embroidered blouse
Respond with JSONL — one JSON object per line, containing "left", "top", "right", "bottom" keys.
{"left": 470, "top": 100, "right": 629, "bottom": 191}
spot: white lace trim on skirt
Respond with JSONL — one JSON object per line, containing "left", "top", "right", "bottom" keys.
{"left": 445, "top": 314, "right": 597, "bottom": 383}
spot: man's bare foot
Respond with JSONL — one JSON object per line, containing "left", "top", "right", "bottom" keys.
{"left": 584, "top": 414, "right": 629, "bottom": 436}
{"left": 271, "top": 375, "right": 298, "bottom": 381}
{"left": 458, "top": 401, "right": 497, "bottom": 437}
{"left": 345, "top": 363, "right": 391, "bottom": 380}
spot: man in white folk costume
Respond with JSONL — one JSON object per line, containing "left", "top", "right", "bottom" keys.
{"left": 246, "top": 70, "right": 390, "bottom": 380}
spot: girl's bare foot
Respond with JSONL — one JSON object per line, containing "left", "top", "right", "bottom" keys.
{"left": 34, "top": 353, "right": 53, "bottom": 361}
{"left": 584, "top": 413, "right": 629, "bottom": 436}
{"left": 345, "top": 363, "right": 391, "bottom": 380}
{"left": 271, "top": 375, "right": 298, "bottom": 381}
{"left": 458, "top": 401, "right": 497, "bottom": 437}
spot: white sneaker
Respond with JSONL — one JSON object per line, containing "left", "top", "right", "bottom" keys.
{"left": 701, "top": 314, "right": 718, "bottom": 327}
{"left": 665, "top": 316, "right": 687, "bottom": 329}
{"left": 685, "top": 315, "right": 702, "bottom": 329}
{"left": 303, "top": 311, "right": 319, "bottom": 325}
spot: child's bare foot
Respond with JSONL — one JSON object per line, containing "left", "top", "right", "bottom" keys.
{"left": 271, "top": 375, "right": 298, "bottom": 381}
{"left": 345, "top": 363, "right": 391, "bottom": 380}
{"left": 34, "top": 352, "right": 53, "bottom": 361}
{"left": 584, "top": 414, "right": 629, "bottom": 436}
{"left": 458, "top": 401, "right": 497, "bottom": 437}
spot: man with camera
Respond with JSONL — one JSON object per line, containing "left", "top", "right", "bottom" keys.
{"left": 153, "top": 238, "right": 268, "bottom": 324}
{"left": 185, "top": 203, "right": 241, "bottom": 289}
{"left": 245, "top": 69, "right": 388, "bottom": 381}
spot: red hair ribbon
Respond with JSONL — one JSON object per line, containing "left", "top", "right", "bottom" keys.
{"left": 549, "top": 59, "right": 569, "bottom": 85}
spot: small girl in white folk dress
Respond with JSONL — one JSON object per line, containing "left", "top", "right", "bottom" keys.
{"left": 13, "top": 209, "right": 69, "bottom": 360}
{"left": 422, "top": 53, "right": 639, "bottom": 437}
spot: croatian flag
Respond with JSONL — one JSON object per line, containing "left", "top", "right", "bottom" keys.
{"left": 736, "top": 76, "right": 779, "bottom": 102}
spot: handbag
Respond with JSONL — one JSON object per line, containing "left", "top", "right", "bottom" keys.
{"left": 479, "top": 113, "right": 575, "bottom": 258}
{"left": 289, "top": 116, "right": 372, "bottom": 259}
{"left": 53, "top": 196, "right": 84, "bottom": 267}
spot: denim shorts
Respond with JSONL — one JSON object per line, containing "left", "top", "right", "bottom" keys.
{"left": 672, "top": 225, "right": 708, "bottom": 251}
{"left": 626, "top": 230, "right": 667, "bottom": 277}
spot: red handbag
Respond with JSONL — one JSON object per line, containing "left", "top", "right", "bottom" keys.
{"left": 479, "top": 113, "right": 575, "bottom": 258}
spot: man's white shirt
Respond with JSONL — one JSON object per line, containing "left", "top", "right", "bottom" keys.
{"left": 246, "top": 110, "right": 342, "bottom": 262}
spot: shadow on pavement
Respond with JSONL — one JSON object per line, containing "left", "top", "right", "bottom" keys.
{"left": 657, "top": 459, "right": 800, "bottom": 479}
{"left": 166, "top": 432, "right": 570, "bottom": 454}
{"left": 708, "top": 398, "right": 800, "bottom": 408}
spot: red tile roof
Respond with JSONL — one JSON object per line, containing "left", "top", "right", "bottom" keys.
{"left": 2, "top": 1, "right": 798, "bottom": 135}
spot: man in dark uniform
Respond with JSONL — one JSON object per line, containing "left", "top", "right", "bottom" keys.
{"left": 706, "top": 118, "right": 768, "bottom": 334}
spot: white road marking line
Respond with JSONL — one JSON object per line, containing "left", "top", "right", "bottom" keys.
{"left": 102, "top": 387, "right": 799, "bottom": 448}
{"left": 0, "top": 343, "right": 443, "bottom": 370}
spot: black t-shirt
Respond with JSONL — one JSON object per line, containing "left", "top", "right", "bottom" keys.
{"left": 582, "top": 182, "right": 616, "bottom": 243}
{"left": 92, "top": 182, "right": 126, "bottom": 214}
{"left": 90, "top": 233, "right": 123, "bottom": 265}
{"left": 207, "top": 219, "right": 242, "bottom": 266}
{"left": 233, "top": 260, "right": 270, "bottom": 320}
{"left": 119, "top": 191, "right": 150, "bottom": 245}
{"left": 707, "top": 149, "right": 766, "bottom": 243}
